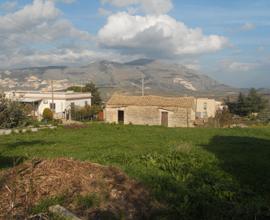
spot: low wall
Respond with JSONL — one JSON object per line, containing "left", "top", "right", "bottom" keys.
{"left": 0, "top": 125, "right": 57, "bottom": 136}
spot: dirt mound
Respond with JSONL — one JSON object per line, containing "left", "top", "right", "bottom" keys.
{"left": 0, "top": 158, "right": 154, "bottom": 220}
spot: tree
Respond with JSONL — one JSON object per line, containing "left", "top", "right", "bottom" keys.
{"left": 246, "top": 88, "right": 267, "bottom": 113}
{"left": 67, "top": 82, "right": 102, "bottom": 106}
{"left": 83, "top": 82, "right": 102, "bottom": 106}
{"left": 226, "top": 89, "right": 268, "bottom": 117}
{"left": 42, "top": 108, "right": 53, "bottom": 121}
{"left": 0, "top": 95, "right": 27, "bottom": 128}
{"left": 66, "top": 86, "right": 82, "bottom": 93}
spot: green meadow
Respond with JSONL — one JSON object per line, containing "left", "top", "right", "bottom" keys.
{"left": 1, "top": 124, "right": 270, "bottom": 219}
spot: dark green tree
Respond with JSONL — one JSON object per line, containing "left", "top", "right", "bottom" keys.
{"left": 226, "top": 89, "right": 268, "bottom": 117}
{"left": 235, "top": 92, "right": 250, "bottom": 116}
{"left": 67, "top": 82, "right": 102, "bottom": 106}
{"left": 246, "top": 88, "right": 267, "bottom": 113}
{"left": 83, "top": 82, "right": 102, "bottom": 106}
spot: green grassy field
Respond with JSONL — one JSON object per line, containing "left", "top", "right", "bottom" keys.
{"left": 1, "top": 124, "right": 270, "bottom": 219}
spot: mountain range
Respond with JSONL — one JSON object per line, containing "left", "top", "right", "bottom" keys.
{"left": 0, "top": 59, "right": 238, "bottom": 99}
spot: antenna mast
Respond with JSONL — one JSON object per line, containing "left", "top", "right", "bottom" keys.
{"left": 141, "top": 74, "right": 145, "bottom": 96}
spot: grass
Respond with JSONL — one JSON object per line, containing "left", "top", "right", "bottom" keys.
{"left": 76, "top": 193, "right": 100, "bottom": 209}
{"left": 1, "top": 123, "right": 270, "bottom": 219}
{"left": 30, "top": 195, "right": 66, "bottom": 215}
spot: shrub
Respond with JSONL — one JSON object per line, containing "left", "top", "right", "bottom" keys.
{"left": 76, "top": 193, "right": 100, "bottom": 209}
{"left": 71, "top": 105, "right": 102, "bottom": 121}
{"left": 0, "top": 95, "right": 27, "bottom": 128}
{"left": 42, "top": 108, "right": 53, "bottom": 121}
{"left": 30, "top": 195, "right": 66, "bottom": 214}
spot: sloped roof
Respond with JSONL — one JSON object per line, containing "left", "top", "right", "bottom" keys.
{"left": 107, "top": 94, "right": 195, "bottom": 108}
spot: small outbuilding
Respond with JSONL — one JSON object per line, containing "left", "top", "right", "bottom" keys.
{"left": 105, "top": 94, "right": 196, "bottom": 127}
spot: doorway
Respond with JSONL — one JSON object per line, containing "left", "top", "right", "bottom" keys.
{"left": 161, "top": 112, "right": 168, "bottom": 127}
{"left": 118, "top": 110, "right": 124, "bottom": 124}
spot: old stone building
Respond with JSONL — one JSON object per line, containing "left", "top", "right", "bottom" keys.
{"left": 104, "top": 94, "right": 196, "bottom": 127}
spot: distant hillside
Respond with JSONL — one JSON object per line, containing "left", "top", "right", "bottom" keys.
{"left": 0, "top": 59, "right": 238, "bottom": 98}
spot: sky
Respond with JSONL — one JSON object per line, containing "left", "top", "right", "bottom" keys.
{"left": 0, "top": 0, "right": 269, "bottom": 88}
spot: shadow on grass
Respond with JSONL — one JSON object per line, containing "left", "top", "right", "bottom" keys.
{"left": 203, "top": 136, "right": 270, "bottom": 195}
{"left": 6, "top": 140, "right": 55, "bottom": 148}
{"left": 0, "top": 155, "right": 28, "bottom": 169}
{"left": 137, "top": 135, "right": 270, "bottom": 219}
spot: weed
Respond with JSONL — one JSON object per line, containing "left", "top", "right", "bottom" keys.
{"left": 76, "top": 193, "right": 100, "bottom": 209}
{"left": 30, "top": 195, "right": 66, "bottom": 215}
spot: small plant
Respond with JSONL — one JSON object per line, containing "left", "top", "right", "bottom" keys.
{"left": 42, "top": 108, "right": 53, "bottom": 121}
{"left": 30, "top": 195, "right": 66, "bottom": 215}
{"left": 76, "top": 194, "right": 100, "bottom": 209}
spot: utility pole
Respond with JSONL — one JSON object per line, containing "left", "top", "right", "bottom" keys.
{"left": 51, "top": 80, "right": 55, "bottom": 112}
{"left": 141, "top": 74, "right": 145, "bottom": 96}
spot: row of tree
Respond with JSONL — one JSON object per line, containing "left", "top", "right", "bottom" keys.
{"left": 225, "top": 88, "right": 268, "bottom": 117}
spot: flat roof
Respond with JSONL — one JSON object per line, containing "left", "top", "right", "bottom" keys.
{"left": 5, "top": 90, "right": 91, "bottom": 100}
{"left": 19, "top": 98, "right": 42, "bottom": 103}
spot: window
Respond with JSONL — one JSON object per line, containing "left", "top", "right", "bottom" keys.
{"left": 50, "top": 103, "right": 56, "bottom": 110}
{"left": 85, "top": 101, "right": 88, "bottom": 106}
{"left": 203, "top": 102, "right": 207, "bottom": 110}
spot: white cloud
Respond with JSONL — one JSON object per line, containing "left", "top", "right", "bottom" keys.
{"left": 0, "top": 0, "right": 94, "bottom": 68}
{"left": 98, "top": 12, "right": 228, "bottom": 57}
{"left": 241, "top": 22, "right": 256, "bottom": 31}
{"left": 101, "top": 0, "right": 173, "bottom": 14}
{"left": 223, "top": 61, "right": 259, "bottom": 72}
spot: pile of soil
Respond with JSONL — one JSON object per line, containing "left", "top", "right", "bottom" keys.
{"left": 0, "top": 158, "right": 155, "bottom": 219}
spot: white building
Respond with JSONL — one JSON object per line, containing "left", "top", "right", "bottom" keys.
{"left": 195, "top": 98, "right": 223, "bottom": 119}
{"left": 4, "top": 90, "right": 91, "bottom": 119}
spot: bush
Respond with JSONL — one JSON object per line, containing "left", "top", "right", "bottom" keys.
{"left": 42, "top": 108, "right": 53, "bottom": 121}
{"left": 0, "top": 96, "right": 27, "bottom": 128}
{"left": 71, "top": 105, "right": 102, "bottom": 121}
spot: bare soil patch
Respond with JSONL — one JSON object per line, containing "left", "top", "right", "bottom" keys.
{"left": 0, "top": 158, "right": 155, "bottom": 220}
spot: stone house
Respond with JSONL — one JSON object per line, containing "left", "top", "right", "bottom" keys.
{"left": 104, "top": 94, "right": 196, "bottom": 127}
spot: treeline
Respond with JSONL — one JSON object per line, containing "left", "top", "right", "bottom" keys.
{"left": 204, "top": 89, "right": 269, "bottom": 128}
{"left": 225, "top": 88, "right": 268, "bottom": 117}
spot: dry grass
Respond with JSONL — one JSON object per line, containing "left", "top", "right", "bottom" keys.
{"left": 0, "top": 158, "right": 154, "bottom": 219}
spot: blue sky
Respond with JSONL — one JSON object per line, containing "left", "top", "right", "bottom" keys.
{"left": 0, "top": 0, "right": 269, "bottom": 88}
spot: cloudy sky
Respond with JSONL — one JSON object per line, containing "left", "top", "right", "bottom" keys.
{"left": 0, "top": 0, "right": 269, "bottom": 88}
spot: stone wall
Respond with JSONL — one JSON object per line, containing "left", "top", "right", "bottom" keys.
{"left": 105, "top": 105, "right": 195, "bottom": 127}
